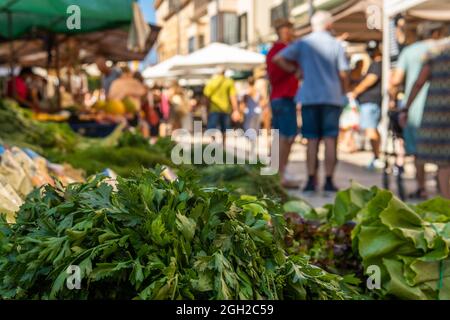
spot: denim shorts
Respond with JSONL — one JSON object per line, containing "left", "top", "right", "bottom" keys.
{"left": 360, "top": 102, "right": 381, "bottom": 130}
{"left": 404, "top": 124, "right": 418, "bottom": 155}
{"left": 207, "top": 112, "right": 231, "bottom": 133}
{"left": 271, "top": 98, "right": 298, "bottom": 138}
{"left": 301, "top": 104, "right": 342, "bottom": 139}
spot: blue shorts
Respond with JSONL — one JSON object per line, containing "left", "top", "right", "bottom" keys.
{"left": 301, "top": 104, "right": 342, "bottom": 139}
{"left": 404, "top": 124, "right": 418, "bottom": 155}
{"left": 271, "top": 98, "right": 298, "bottom": 138}
{"left": 207, "top": 112, "right": 230, "bottom": 133}
{"left": 360, "top": 102, "right": 381, "bottom": 130}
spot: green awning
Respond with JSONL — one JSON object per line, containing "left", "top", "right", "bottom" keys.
{"left": 0, "top": 0, "right": 135, "bottom": 39}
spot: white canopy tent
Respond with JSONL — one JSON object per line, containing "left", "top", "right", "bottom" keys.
{"left": 142, "top": 55, "right": 219, "bottom": 86}
{"left": 142, "top": 55, "right": 186, "bottom": 80}
{"left": 385, "top": 0, "right": 450, "bottom": 20}
{"left": 170, "top": 43, "right": 266, "bottom": 71}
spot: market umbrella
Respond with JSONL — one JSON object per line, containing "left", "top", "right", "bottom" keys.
{"left": 385, "top": 0, "right": 450, "bottom": 20}
{"left": 0, "top": 0, "right": 135, "bottom": 39}
{"left": 404, "top": 0, "right": 450, "bottom": 21}
{"left": 128, "top": 1, "right": 151, "bottom": 52}
{"left": 142, "top": 55, "right": 186, "bottom": 80}
{"left": 0, "top": 25, "right": 161, "bottom": 67}
{"left": 0, "top": 0, "right": 161, "bottom": 67}
{"left": 143, "top": 55, "right": 219, "bottom": 81}
{"left": 170, "top": 43, "right": 266, "bottom": 71}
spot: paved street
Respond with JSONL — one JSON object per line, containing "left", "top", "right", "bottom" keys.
{"left": 178, "top": 134, "right": 440, "bottom": 207}
{"left": 285, "top": 141, "right": 439, "bottom": 207}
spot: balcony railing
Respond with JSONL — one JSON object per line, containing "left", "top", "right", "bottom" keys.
{"left": 193, "top": 0, "right": 209, "bottom": 20}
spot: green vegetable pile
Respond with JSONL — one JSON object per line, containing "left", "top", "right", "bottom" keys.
{"left": 198, "top": 164, "right": 289, "bottom": 202}
{"left": 330, "top": 183, "right": 450, "bottom": 300}
{"left": 0, "top": 169, "right": 358, "bottom": 300}
{"left": 0, "top": 98, "right": 288, "bottom": 199}
{"left": 0, "top": 99, "right": 78, "bottom": 153}
{"left": 46, "top": 134, "right": 175, "bottom": 178}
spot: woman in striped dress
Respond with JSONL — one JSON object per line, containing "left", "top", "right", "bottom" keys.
{"left": 404, "top": 38, "right": 450, "bottom": 199}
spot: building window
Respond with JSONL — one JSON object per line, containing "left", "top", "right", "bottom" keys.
{"left": 270, "top": 1, "right": 289, "bottom": 27}
{"left": 238, "top": 13, "right": 248, "bottom": 44}
{"left": 211, "top": 15, "right": 218, "bottom": 42}
{"left": 211, "top": 12, "right": 239, "bottom": 45}
{"left": 222, "top": 13, "right": 239, "bottom": 45}
{"left": 198, "top": 34, "right": 205, "bottom": 49}
{"left": 188, "top": 36, "right": 196, "bottom": 53}
{"left": 168, "top": 0, "right": 181, "bottom": 16}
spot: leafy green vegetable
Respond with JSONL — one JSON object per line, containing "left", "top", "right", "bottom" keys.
{"left": 46, "top": 146, "right": 174, "bottom": 177}
{"left": 0, "top": 168, "right": 358, "bottom": 300}
{"left": 329, "top": 184, "right": 450, "bottom": 300}
{"left": 0, "top": 99, "right": 79, "bottom": 153}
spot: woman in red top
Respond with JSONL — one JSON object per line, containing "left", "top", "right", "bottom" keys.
{"left": 266, "top": 19, "right": 300, "bottom": 188}
{"left": 7, "top": 67, "right": 40, "bottom": 112}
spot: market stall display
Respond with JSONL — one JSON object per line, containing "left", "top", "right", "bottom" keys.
{"left": 0, "top": 169, "right": 361, "bottom": 300}
{"left": 2, "top": 91, "right": 449, "bottom": 300}
{"left": 1, "top": 1, "right": 449, "bottom": 302}
{"left": 0, "top": 145, "right": 83, "bottom": 223}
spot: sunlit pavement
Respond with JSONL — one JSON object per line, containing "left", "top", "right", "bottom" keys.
{"left": 171, "top": 133, "right": 439, "bottom": 207}
{"left": 286, "top": 142, "right": 439, "bottom": 207}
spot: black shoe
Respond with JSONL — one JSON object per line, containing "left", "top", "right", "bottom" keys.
{"left": 303, "top": 178, "right": 317, "bottom": 194}
{"left": 324, "top": 180, "right": 338, "bottom": 193}
{"left": 408, "top": 189, "right": 428, "bottom": 200}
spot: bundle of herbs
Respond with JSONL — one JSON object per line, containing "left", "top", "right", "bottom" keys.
{"left": 0, "top": 169, "right": 359, "bottom": 300}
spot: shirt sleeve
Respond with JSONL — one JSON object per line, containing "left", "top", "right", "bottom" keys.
{"left": 396, "top": 50, "right": 407, "bottom": 72}
{"left": 279, "top": 41, "right": 301, "bottom": 62}
{"left": 337, "top": 44, "right": 350, "bottom": 71}
{"left": 367, "top": 62, "right": 382, "bottom": 78}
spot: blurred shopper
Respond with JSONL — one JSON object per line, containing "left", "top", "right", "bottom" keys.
{"left": 96, "top": 57, "right": 121, "bottom": 96}
{"left": 274, "top": 11, "right": 350, "bottom": 194}
{"left": 266, "top": 19, "right": 299, "bottom": 188}
{"left": 168, "top": 81, "right": 191, "bottom": 131}
{"left": 203, "top": 68, "right": 240, "bottom": 134}
{"left": 404, "top": 38, "right": 450, "bottom": 199}
{"left": 108, "top": 66, "right": 147, "bottom": 127}
{"left": 133, "top": 72, "right": 151, "bottom": 137}
{"left": 339, "top": 59, "right": 364, "bottom": 154}
{"left": 147, "top": 85, "right": 164, "bottom": 138}
{"left": 241, "top": 77, "right": 265, "bottom": 137}
{"left": 349, "top": 41, "right": 383, "bottom": 170}
{"left": 390, "top": 22, "right": 445, "bottom": 199}
{"left": 7, "top": 67, "right": 41, "bottom": 112}
{"left": 350, "top": 59, "right": 364, "bottom": 89}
